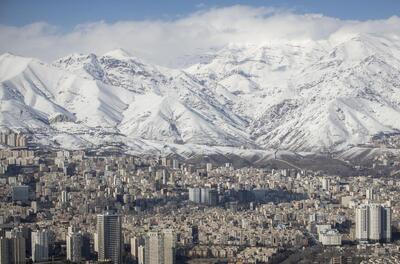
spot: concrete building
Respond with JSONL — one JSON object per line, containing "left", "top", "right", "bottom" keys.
{"left": 131, "top": 236, "right": 139, "bottom": 261}
{"left": 200, "top": 188, "right": 210, "bottom": 204}
{"left": 369, "top": 204, "right": 381, "bottom": 241}
{"left": 206, "top": 163, "right": 213, "bottom": 172}
{"left": 11, "top": 186, "right": 29, "bottom": 203}
{"left": 97, "top": 211, "right": 122, "bottom": 264}
{"left": 131, "top": 236, "right": 144, "bottom": 262}
{"left": 188, "top": 188, "right": 201, "bottom": 204}
{"left": 61, "top": 190, "right": 69, "bottom": 205}
{"left": 208, "top": 190, "right": 218, "bottom": 206}
{"left": 162, "top": 230, "right": 175, "bottom": 264}
{"left": 366, "top": 188, "right": 375, "bottom": 201}
{"left": 145, "top": 232, "right": 162, "bottom": 264}
{"left": 66, "top": 226, "right": 82, "bottom": 263}
{"left": 145, "top": 230, "right": 176, "bottom": 264}
{"left": 138, "top": 245, "right": 145, "bottom": 264}
{"left": 355, "top": 205, "right": 369, "bottom": 241}
{"left": 319, "top": 229, "right": 342, "bottom": 246}
{"left": 7, "top": 133, "right": 16, "bottom": 147}
{"left": 191, "top": 225, "right": 199, "bottom": 245}
{"left": 0, "top": 236, "right": 10, "bottom": 264}
{"left": 189, "top": 188, "right": 218, "bottom": 206}
{"left": 321, "top": 178, "right": 330, "bottom": 191}
{"left": 355, "top": 203, "right": 391, "bottom": 242}
{"left": 32, "top": 230, "right": 49, "bottom": 263}
{"left": 5, "top": 229, "right": 26, "bottom": 264}
{"left": 316, "top": 225, "right": 331, "bottom": 237}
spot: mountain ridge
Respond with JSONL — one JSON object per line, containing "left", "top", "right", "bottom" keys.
{"left": 1, "top": 33, "right": 400, "bottom": 153}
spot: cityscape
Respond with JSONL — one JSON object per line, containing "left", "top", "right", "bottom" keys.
{"left": 1, "top": 0, "right": 400, "bottom": 263}
{"left": 1, "top": 129, "right": 400, "bottom": 263}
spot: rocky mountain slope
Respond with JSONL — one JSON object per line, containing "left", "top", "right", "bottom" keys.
{"left": 186, "top": 34, "right": 400, "bottom": 151}
{"left": 1, "top": 34, "right": 400, "bottom": 153}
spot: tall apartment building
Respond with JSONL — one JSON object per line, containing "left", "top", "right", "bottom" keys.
{"left": 206, "top": 163, "right": 213, "bottom": 172}
{"left": 7, "top": 133, "right": 16, "bottom": 147}
{"left": 321, "top": 177, "right": 330, "bottom": 191}
{"left": 188, "top": 188, "right": 201, "bottom": 203}
{"left": 355, "top": 205, "right": 368, "bottom": 241}
{"left": 66, "top": 226, "right": 82, "bottom": 263}
{"left": 6, "top": 230, "right": 26, "bottom": 264}
{"left": 138, "top": 245, "right": 145, "bottom": 264}
{"left": 0, "top": 236, "right": 10, "bottom": 264}
{"left": 355, "top": 203, "right": 391, "bottom": 242}
{"left": 162, "top": 230, "right": 175, "bottom": 264}
{"left": 131, "top": 236, "right": 145, "bottom": 262}
{"left": 366, "top": 188, "right": 375, "bottom": 200}
{"left": 145, "top": 232, "right": 162, "bottom": 264}
{"left": 200, "top": 188, "right": 209, "bottom": 204}
{"left": 32, "top": 230, "right": 49, "bottom": 263}
{"left": 0, "top": 229, "right": 26, "bottom": 264}
{"left": 189, "top": 187, "right": 218, "bottom": 206}
{"left": 0, "top": 131, "right": 27, "bottom": 148}
{"left": 96, "top": 211, "right": 122, "bottom": 264}
{"left": 191, "top": 225, "right": 199, "bottom": 245}
{"left": 15, "top": 134, "right": 26, "bottom": 148}
{"left": 131, "top": 236, "right": 139, "bottom": 261}
{"left": 144, "top": 229, "right": 175, "bottom": 264}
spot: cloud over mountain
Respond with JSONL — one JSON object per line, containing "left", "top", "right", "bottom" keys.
{"left": 1, "top": 5, "right": 399, "bottom": 67}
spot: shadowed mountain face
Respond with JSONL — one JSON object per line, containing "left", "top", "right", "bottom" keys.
{"left": 1, "top": 34, "right": 400, "bottom": 153}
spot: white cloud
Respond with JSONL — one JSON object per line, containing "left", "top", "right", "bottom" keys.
{"left": 0, "top": 5, "right": 399, "bottom": 67}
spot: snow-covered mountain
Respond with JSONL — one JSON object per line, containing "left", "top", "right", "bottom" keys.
{"left": 0, "top": 48, "right": 251, "bottom": 149}
{"left": 186, "top": 34, "right": 400, "bottom": 151}
{"left": 1, "top": 33, "right": 400, "bottom": 153}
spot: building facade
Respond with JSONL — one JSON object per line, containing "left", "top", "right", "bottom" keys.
{"left": 97, "top": 211, "right": 122, "bottom": 264}
{"left": 144, "top": 230, "right": 176, "bottom": 264}
{"left": 66, "top": 226, "right": 82, "bottom": 263}
{"left": 355, "top": 203, "right": 391, "bottom": 242}
{"left": 32, "top": 230, "right": 49, "bottom": 263}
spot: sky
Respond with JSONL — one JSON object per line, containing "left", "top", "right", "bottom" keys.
{"left": 1, "top": 0, "right": 400, "bottom": 28}
{"left": 0, "top": 0, "right": 399, "bottom": 66}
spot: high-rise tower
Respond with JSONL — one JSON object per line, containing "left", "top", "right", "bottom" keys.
{"left": 97, "top": 211, "right": 122, "bottom": 264}
{"left": 355, "top": 203, "right": 391, "bottom": 242}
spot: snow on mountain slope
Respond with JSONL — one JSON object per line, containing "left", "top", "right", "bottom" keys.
{"left": 54, "top": 49, "right": 169, "bottom": 94}
{"left": 1, "top": 33, "right": 400, "bottom": 153}
{"left": 0, "top": 53, "right": 75, "bottom": 130}
{"left": 0, "top": 52, "right": 134, "bottom": 131}
{"left": 280, "top": 35, "right": 400, "bottom": 151}
{"left": 119, "top": 92, "right": 249, "bottom": 146}
{"left": 54, "top": 50, "right": 252, "bottom": 147}
{"left": 0, "top": 50, "right": 252, "bottom": 148}
{"left": 187, "top": 34, "right": 400, "bottom": 151}
{"left": 186, "top": 42, "right": 326, "bottom": 120}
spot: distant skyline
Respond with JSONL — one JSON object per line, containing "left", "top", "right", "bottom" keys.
{"left": 0, "top": 1, "right": 399, "bottom": 66}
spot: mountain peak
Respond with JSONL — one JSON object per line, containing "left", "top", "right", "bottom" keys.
{"left": 1, "top": 33, "right": 400, "bottom": 152}
{"left": 103, "top": 48, "right": 133, "bottom": 59}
